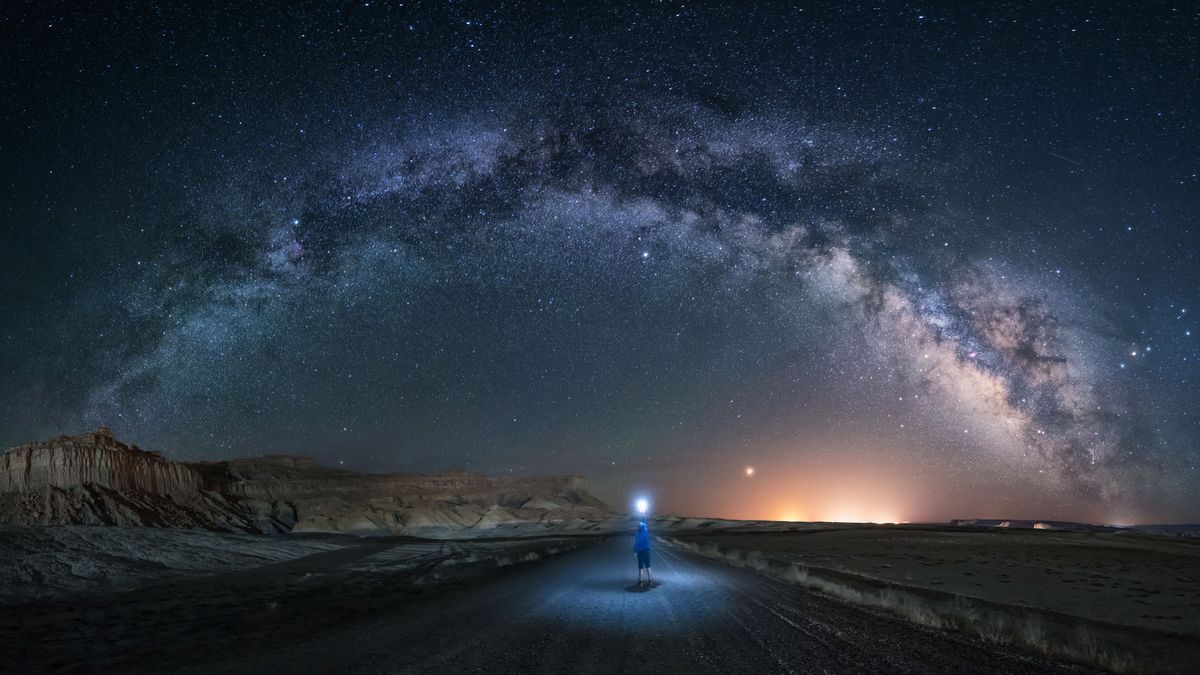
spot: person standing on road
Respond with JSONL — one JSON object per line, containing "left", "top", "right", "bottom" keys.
{"left": 634, "top": 518, "right": 653, "bottom": 587}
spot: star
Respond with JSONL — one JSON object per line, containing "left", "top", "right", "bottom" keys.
{"left": 1, "top": 0, "right": 1195, "bottom": 526}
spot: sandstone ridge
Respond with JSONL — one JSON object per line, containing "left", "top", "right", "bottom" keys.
{"left": 0, "top": 428, "right": 614, "bottom": 536}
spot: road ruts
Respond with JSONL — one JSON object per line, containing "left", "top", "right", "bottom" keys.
{"left": 188, "top": 536, "right": 1094, "bottom": 675}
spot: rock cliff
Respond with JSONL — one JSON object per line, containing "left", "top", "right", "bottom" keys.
{"left": 0, "top": 427, "right": 208, "bottom": 495}
{"left": 0, "top": 429, "right": 615, "bottom": 536}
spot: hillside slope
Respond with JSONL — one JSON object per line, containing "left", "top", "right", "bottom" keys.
{"left": 0, "top": 428, "right": 614, "bottom": 536}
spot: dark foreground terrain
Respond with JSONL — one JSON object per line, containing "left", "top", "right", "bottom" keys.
{"left": 2, "top": 531, "right": 592, "bottom": 673}
{"left": 177, "top": 536, "right": 1086, "bottom": 674}
{"left": 662, "top": 523, "right": 1200, "bottom": 672}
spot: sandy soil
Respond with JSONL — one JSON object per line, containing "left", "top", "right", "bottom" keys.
{"left": 665, "top": 523, "right": 1200, "bottom": 672}
{"left": 198, "top": 536, "right": 1086, "bottom": 675}
{"left": 671, "top": 525, "right": 1200, "bottom": 634}
{"left": 0, "top": 526, "right": 597, "bottom": 673}
{"left": 0, "top": 526, "right": 350, "bottom": 599}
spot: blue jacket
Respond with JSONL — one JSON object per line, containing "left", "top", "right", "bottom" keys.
{"left": 634, "top": 524, "right": 651, "bottom": 552}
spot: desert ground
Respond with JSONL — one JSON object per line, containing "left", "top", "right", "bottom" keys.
{"left": 662, "top": 521, "right": 1200, "bottom": 672}
{"left": 165, "top": 536, "right": 1087, "bottom": 675}
{"left": 0, "top": 526, "right": 597, "bottom": 672}
{"left": 4, "top": 521, "right": 1197, "bottom": 673}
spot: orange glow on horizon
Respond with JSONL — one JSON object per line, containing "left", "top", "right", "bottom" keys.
{"left": 772, "top": 509, "right": 902, "bottom": 524}
{"left": 652, "top": 434, "right": 1112, "bottom": 525}
{"left": 692, "top": 441, "right": 927, "bottom": 523}
{"left": 773, "top": 502, "right": 902, "bottom": 525}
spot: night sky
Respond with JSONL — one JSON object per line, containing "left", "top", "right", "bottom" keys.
{"left": 3, "top": 2, "right": 1197, "bottom": 523}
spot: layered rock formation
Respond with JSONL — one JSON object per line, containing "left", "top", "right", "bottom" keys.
{"left": 0, "top": 429, "right": 614, "bottom": 536}
{"left": 0, "top": 428, "right": 207, "bottom": 494}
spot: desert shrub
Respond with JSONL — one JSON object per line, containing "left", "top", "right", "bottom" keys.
{"left": 1039, "top": 625, "right": 1134, "bottom": 673}
{"left": 1016, "top": 617, "right": 1047, "bottom": 653}
{"left": 804, "top": 576, "right": 864, "bottom": 605}
{"left": 947, "top": 595, "right": 980, "bottom": 629}
{"left": 879, "top": 589, "right": 943, "bottom": 628}
{"left": 660, "top": 537, "right": 695, "bottom": 552}
{"left": 1072, "top": 626, "right": 1099, "bottom": 658}
{"left": 745, "top": 550, "right": 769, "bottom": 572}
{"left": 781, "top": 562, "right": 810, "bottom": 584}
{"left": 977, "top": 615, "right": 1010, "bottom": 644}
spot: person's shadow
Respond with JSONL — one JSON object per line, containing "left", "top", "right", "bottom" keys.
{"left": 624, "top": 581, "right": 660, "bottom": 593}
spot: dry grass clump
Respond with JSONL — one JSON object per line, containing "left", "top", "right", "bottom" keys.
{"left": 780, "top": 562, "right": 809, "bottom": 584}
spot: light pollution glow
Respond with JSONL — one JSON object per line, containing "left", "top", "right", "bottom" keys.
{"left": 613, "top": 433, "right": 1155, "bottom": 525}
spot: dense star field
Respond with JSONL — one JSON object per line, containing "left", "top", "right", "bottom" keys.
{"left": 2, "top": 2, "right": 1197, "bottom": 523}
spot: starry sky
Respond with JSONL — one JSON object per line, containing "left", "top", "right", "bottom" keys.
{"left": 2, "top": 2, "right": 1198, "bottom": 523}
